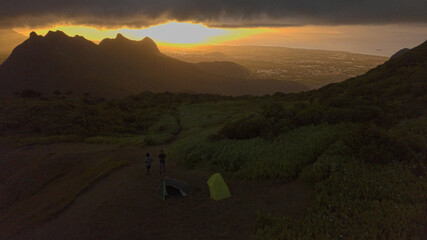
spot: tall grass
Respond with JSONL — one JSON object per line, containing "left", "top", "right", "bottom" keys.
{"left": 255, "top": 160, "right": 426, "bottom": 239}
{"left": 168, "top": 124, "right": 342, "bottom": 179}
{"left": 253, "top": 137, "right": 427, "bottom": 239}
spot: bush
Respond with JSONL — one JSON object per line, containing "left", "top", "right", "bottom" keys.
{"left": 217, "top": 114, "right": 270, "bottom": 140}
{"left": 343, "top": 122, "right": 426, "bottom": 165}
{"left": 294, "top": 107, "right": 323, "bottom": 126}
{"left": 299, "top": 140, "right": 351, "bottom": 184}
{"left": 261, "top": 99, "right": 284, "bottom": 118}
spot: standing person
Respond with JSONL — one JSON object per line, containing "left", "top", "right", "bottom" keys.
{"left": 145, "top": 152, "right": 153, "bottom": 175}
{"left": 159, "top": 150, "right": 166, "bottom": 175}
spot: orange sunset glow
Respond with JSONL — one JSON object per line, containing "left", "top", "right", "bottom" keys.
{"left": 12, "top": 22, "right": 426, "bottom": 55}
{"left": 15, "top": 22, "right": 270, "bottom": 47}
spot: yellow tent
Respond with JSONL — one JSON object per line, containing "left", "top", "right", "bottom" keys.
{"left": 207, "top": 173, "right": 231, "bottom": 201}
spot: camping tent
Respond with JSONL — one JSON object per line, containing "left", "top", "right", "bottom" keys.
{"left": 154, "top": 177, "right": 192, "bottom": 200}
{"left": 207, "top": 173, "right": 231, "bottom": 201}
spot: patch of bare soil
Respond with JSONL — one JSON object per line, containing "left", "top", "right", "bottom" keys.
{"left": 0, "top": 143, "right": 311, "bottom": 240}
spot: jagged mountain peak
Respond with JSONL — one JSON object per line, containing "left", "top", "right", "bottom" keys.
{"left": 45, "top": 30, "right": 69, "bottom": 39}
{"left": 29, "top": 31, "right": 39, "bottom": 39}
{"left": 99, "top": 34, "right": 160, "bottom": 55}
{"left": 141, "top": 36, "right": 155, "bottom": 43}
{"left": 140, "top": 36, "right": 160, "bottom": 54}
{"left": 115, "top": 33, "right": 128, "bottom": 40}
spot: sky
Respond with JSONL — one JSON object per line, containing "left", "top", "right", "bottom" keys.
{"left": 2, "top": 0, "right": 427, "bottom": 56}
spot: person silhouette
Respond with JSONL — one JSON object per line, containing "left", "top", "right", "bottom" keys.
{"left": 145, "top": 152, "right": 153, "bottom": 175}
{"left": 159, "top": 150, "right": 166, "bottom": 175}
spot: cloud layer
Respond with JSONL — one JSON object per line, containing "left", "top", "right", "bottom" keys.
{"left": 1, "top": 0, "right": 427, "bottom": 29}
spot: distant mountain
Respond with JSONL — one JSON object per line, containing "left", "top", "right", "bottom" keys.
{"left": 194, "top": 61, "right": 252, "bottom": 78}
{"left": 0, "top": 31, "right": 308, "bottom": 98}
{"left": 389, "top": 48, "right": 411, "bottom": 60}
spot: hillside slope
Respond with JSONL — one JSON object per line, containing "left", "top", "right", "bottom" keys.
{"left": 194, "top": 61, "right": 252, "bottom": 78}
{"left": 293, "top": 40, "right": 427, "bottom": 124}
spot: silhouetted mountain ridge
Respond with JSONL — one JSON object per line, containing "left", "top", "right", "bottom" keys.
{"left": 99, "top": 34, "right": 161, "bottom": 56}
{"left": 0, "top": 31, "right": 308, "bottom": 97}
{"left": 194, "top": 61, "right": 252, "bottom": 78}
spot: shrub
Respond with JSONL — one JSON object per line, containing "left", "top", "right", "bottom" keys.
{"left": 294, "top": 107, "right": 323, "bottom": 126}
{"left": 343, "top": 121, "right": 426, "bottom": 165}
{"left": 217, "top": 114, "right": 270, "bottom": 140}
{"left": 261, "top": 99, "right": 284, "bottom": 118}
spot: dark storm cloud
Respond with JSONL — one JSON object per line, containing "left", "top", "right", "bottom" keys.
{"left": 1, "top": 0, "right": 426, "bottom": 29}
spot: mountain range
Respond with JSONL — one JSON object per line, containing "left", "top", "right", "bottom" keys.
{"left": 0, "top": 31, "right": 308, "bottom": 98}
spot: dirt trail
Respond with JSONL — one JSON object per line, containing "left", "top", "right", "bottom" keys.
{"left": 1, "top": 143, "right": 311, "bottom": 240}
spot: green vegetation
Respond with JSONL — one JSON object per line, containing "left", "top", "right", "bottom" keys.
{"left": 255, "top": 143, "right": 426, "bottom": 239}
{"left": 1, "top": 42, "right": 426, "bottom": 238}
{"left": 167, "top": 116, "right": 426, "bottom": 239}
{"left": 166, "top": 43, "right": 427, "bottom": 239}
{"left": 168, "top": 124, "right": 343, "bottom": 179}
{"left": 0, "top": 92, "right": 230, "bottom": 146}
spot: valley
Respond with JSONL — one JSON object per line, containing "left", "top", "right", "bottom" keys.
{"left": 161, "top": 45, "right": 387, "bottom": 89}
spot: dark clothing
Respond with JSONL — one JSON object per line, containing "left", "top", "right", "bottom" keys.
{"left": 159, "top": 153, "right": 166, "bottom": 163}
{"left": 159, "top": 153, "right": 166, "bottom": 174}
{"left": 145, "top": 156, "right": 153, "bottom": 167}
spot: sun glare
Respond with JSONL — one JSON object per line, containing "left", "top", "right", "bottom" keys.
{"left": 16, "top": 22, "right": 268, "bottom": 47}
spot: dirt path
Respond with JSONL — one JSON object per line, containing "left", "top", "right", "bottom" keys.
{"left": 1, "top": 143, "right": 311, "bottom": 240}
